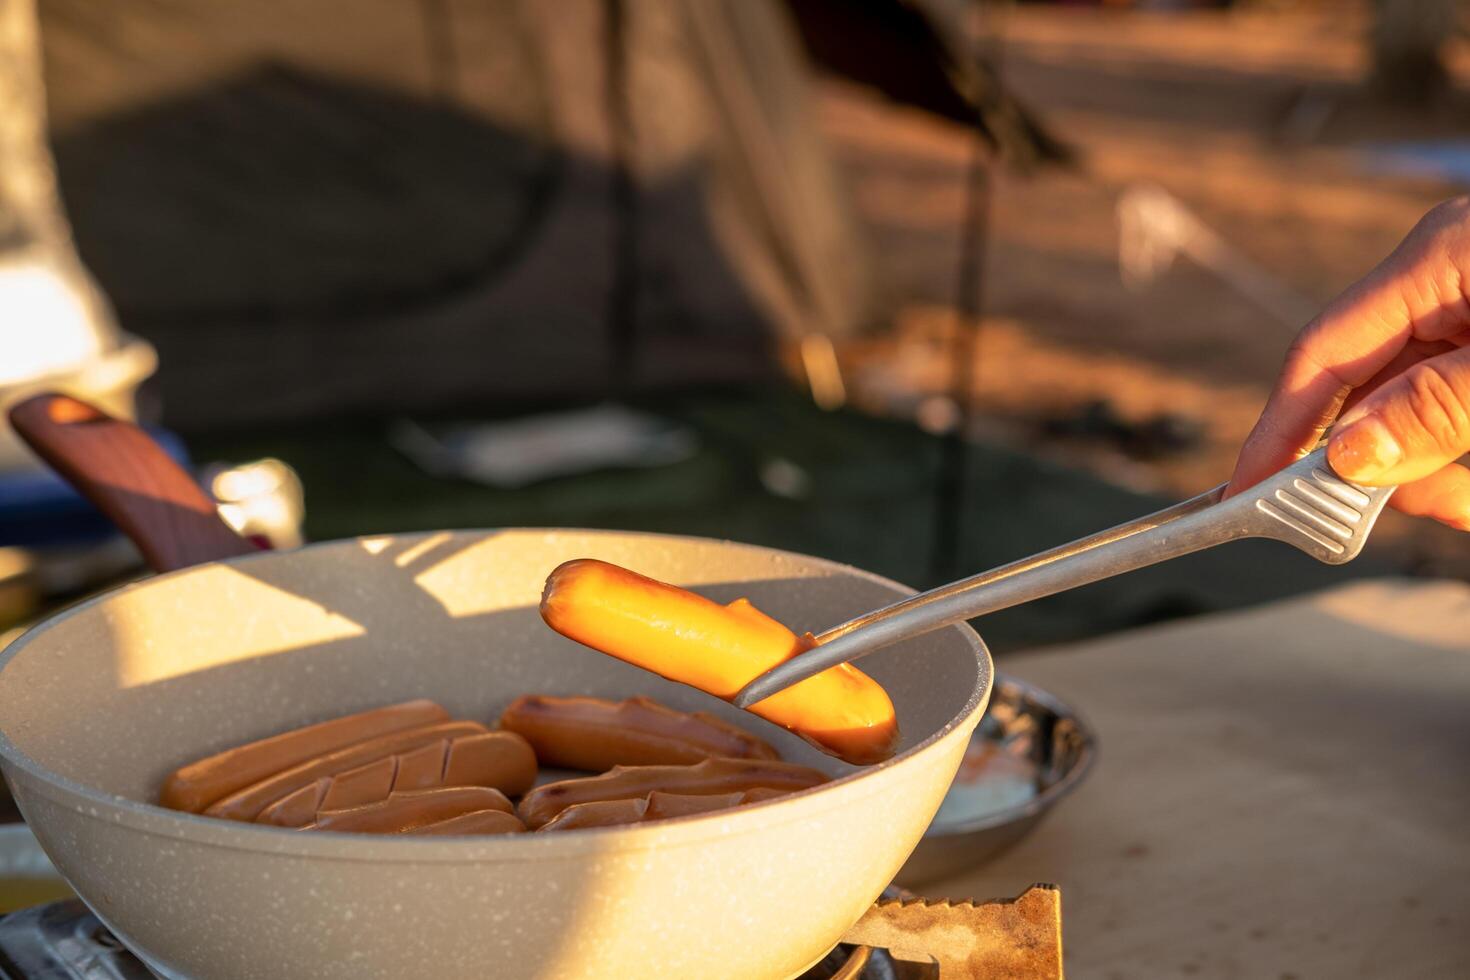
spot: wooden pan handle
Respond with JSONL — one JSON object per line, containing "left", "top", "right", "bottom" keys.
{"left": 8, "top": 393, "right": 262, "bottom": 573}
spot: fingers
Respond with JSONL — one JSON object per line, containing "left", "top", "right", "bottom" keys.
{"left": 1386, "top": 463, "right": 1470, "bottom": 531}
{"left": 1227, "top": 197, "right": 1470, "bottom": 494}
{"left": 1327, "top": 343, "right": 1470, "bottom": 485}
{"left": 1225, "top": 354, "right": 1348, "bottom": 495}
{"left": 1339, "top": 337, "right": 1464, "bottom": 417}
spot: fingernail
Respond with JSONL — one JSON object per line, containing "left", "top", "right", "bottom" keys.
{"left": 1335, "top": 401, "right": 1371, "bottom": 429}
{"left": 1329, "top": 415, "right": 1402, "bottom": 483}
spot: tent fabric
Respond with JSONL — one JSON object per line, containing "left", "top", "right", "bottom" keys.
{"left": 0, "top": 0, "right": 124, "bottom": 385}
{"left": 32, "top": 0, "right": 884, "bottom": 428}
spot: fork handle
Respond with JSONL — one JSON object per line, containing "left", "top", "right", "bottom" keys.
{"left": 732, "top": 447, "right": 1395, "bottom": 707}
{"left": 731, "top": 488, "right": 1238, "bottom": 708}
{"left": 811, "top": 483, "right": 1227, "bottom": 652}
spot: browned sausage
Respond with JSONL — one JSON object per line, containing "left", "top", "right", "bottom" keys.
{"left": 305, "top": 787, "right": 516, "bottom": 834}
{"left": 406, "top": 809, "right": 527, "bottom": 836}
{"left": 206, "top": 721, "right": 488, "bottom": 822}
{"left": 538, "top": 787, "right": 791, "bottom": 831}
{"left": 160, "top": 700, "right": 450, "bottom": 812}
{"left": 499, "top": 695, "right": 778, "bottom": 771}
{"left": 518, "top": 757, "right": 827, "bottom": 829}
{"left": 255, "top": 731, "right": 538, "bottom": 827}
{"left": 540, "top": 559, "right": 900, "bottom": 765}
{"left": 535, "top": 797, "right": 648, "bottom": 831}
{"left": 643, "top": 790, "right": 750, "bottom": 820}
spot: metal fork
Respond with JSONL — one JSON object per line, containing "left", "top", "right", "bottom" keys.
{"left": 732, "top": 446, "right": 1397, "bottom": 708}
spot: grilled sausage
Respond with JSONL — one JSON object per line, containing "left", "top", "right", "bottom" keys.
{"left": 537, "top": 787, "right": 790, "bottom": 831}
{"left": 305, "top": 787, "right": 517, "bottom": 834}
{"left": 499, "top": 695, "right": 778, "bottom": 771}
{"left": 539, "top": 559, "right": 899, "bottom": 765}
{"left": 160, "top": 700, "right": 450, "bottom": 812}
{"left": 535, "top": 797, "right": 647, "bottom": 831}
{"left": 255, "top": 730, "right": 537, "bottom": 827}
{"left": 206, "top": 721, "right": 488, "bottom": 822}
{"left": 518, "top": 757, "right": 827, "bottom": 829}
{"left": 406, "top": 809, "right": 527, "bottom": 836}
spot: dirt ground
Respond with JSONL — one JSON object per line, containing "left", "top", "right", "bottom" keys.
{"left": 817, "top": 3, "right": 1470, "bottom": 576}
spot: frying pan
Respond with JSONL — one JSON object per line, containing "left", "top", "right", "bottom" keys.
{"left": 0, "top": 396, "right": 991, "bottom": 980}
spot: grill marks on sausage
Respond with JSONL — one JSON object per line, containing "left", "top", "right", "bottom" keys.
{"left": 538, "top": 787, "right": 792, "bottom": 831}
{"left": 500, "top": 694, "right": 780, "bottom": 770}
{"left": 205, "top": 720, "right": 492, "bottom": 822}
{"left": 407, "top": 809, "right": 528, "bottom": 836}
{"left": 306, "top": 787, "right": 520, "bottom": 834}
{"left": 254, "top": 731, "right": 538, "bottom": 827}
{"left": 159, "top": 699, "right": 450, "bottom": 813}
{"left": 164, "top": 707, "right": 539, "bottom": 834}
{"left": 518, "top": 757, "right": 829, "bottom": 829}
{"left": 162, "top": 696, "right": 826, "bottom": 836}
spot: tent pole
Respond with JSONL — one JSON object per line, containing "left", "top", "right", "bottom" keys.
{"left": 931, "top": 135, "right": 991, "bottom": 584}
{"left": 416, "top": 0, "right": 460, "bottom": 103}
{"left": 604, "top": 0, "right": 639, "bottom": 399}
{"left": 931, "top": 0, "right": 1003, "bottom": 584}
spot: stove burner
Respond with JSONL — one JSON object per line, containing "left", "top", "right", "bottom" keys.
{"left": 0, "top": 900, "right": 937, "bottom": 980}
{"left": 802, "top": 943, "right": 936, "bottom": 980}
{"left": 0, "top": 901, "right": 153, "bottom": 979}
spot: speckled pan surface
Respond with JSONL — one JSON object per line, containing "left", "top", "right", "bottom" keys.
{"left": 0, "top": 530, "right": 990, "bottom": 980}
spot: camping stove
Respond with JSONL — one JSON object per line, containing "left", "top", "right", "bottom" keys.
{"left": 0, "top": 902, "right": 920, "bottom": 979}
{"left": 0, "top": 887, "right": 1061, "bottom": 979}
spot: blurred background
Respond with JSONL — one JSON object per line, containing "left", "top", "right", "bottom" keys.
{"left": 3, "top": 0, "right": 1468, "bottom": 652}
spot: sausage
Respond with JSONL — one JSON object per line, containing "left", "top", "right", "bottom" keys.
{"left": 498, "top": 695, "right": 778, "bottom": 771}
{"left": 406, "top": 809, "right": 527, "bottom": 836}
{"left": 727, "top": 786, "right": 787, "bottom": 805}
{"left": 205, "top": 721, "right": 488, "bottom": 822}
{"left": 535, "top": 797, "right": 646, "bottom": 831}
{"left": 518, "top": 756, "right": 827, "bottom": 829}
{"left": 255, "top": 731, "right": 538, "bottom": 827}
{"left": 539, "top": 559, "right": 899, "bottom": 765}
{"left": 160, "top": 700, "right": 450, "bottom": 812}
{"left": 643, "top": 790, "right": 750, "bottom": 820}
{"left": 537, "top": 788, "right": 791, "bottom": 832}
{"left": 305, "top": 787, "right": 516, "bottom": 834}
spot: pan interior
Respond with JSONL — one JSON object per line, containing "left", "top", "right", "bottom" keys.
{"left": 0, "top": 530, "right": 987, "bottom": 805}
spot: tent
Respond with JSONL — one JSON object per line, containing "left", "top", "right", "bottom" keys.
{"left": 21, "top": 0, "right": 1059, "bottom": 429}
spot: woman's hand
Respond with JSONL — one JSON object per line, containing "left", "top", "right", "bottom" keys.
{"left": 1228, "top": 197, "right": 1470, "bottom": 531}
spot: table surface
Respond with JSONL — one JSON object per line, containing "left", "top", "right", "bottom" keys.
{"left": 931, "top": 577, "right": 1470, "bottom": 980}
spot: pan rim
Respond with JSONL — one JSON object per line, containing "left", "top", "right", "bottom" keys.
{"left": 0, "top": 528, "right": 991, "bottom": 861}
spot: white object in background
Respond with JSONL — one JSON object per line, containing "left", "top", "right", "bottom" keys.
{"left": 209, "top": 458, "right": 306, "bottom": 550}
{"left": 0, "top": 254, "right": 157, "bottom": 472}
{"left": 389, "top": 404, "right": 699, "bottom": 489}
{"left": 1116, "top": 182, "right": 1318, "bottom": 330}
{"left": 758, "top": 457, "right": 812, "bottom": 500}
{"left": 0, "top": 0, "right": 156, "bottom": 473}
{"left": 0, "top": 255, "right": 105, "bottom": 384}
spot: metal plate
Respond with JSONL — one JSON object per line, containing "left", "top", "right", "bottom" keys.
{"left": 896, "top": 674, "right": 1096, "bottom": 887}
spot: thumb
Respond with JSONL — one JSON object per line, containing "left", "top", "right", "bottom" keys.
{"left": 1328, "top": 344, "right": 1470, "bottom": 485}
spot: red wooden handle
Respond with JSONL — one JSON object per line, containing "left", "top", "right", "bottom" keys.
{"left": 9, "top": 393, "right": 262, "bottom": 573}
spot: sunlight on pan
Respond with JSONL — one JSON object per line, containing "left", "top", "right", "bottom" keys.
{"left": 111, "top": 565, "right": 364, "bottom": 687}
{"left": 411, "top": 535, "right": 539, "bottom": 618}
{"left": 359, "top": 537, "right": 393, "bottom": 556}
{"left": 392, "top": 531, "right": 453, "bottom": 569}
{"left": 408, "top": 530, "right": 833, "bottom": 620}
